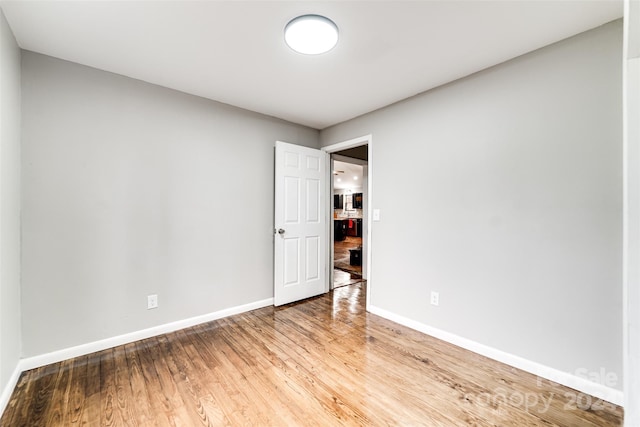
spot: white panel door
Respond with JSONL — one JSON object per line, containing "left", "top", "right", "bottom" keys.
{"left": 274, "top": 141, "right": 327, "bottom": 306}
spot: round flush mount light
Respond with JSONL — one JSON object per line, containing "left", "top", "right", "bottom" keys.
{"left": 284, "top": 14, "right": 338, "bottom": 55}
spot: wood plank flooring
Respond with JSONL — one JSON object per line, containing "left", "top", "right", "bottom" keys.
{"left": 1, "top": 283, "right": 623, "bottom": 426}
{"left": 334, "top": 235, "right": 362, "bottom": 275}
{"left": 333, "top": 269, "right": 365, "bottom": 289}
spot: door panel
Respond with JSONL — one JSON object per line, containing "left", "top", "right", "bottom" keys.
{"left": 284, "top": 238, "right": 300, "bottom": 286}
{"left": 306, "top": 179, "right": 320, "bottom": 222}
{"left": 284, "top": 177, "right": 300, "bottom": 223}
{"left": 274, "top": 141, "right": 327, "bottom": 306}
{"left": 305, "top": 236, "right": 320, "bottom": 281}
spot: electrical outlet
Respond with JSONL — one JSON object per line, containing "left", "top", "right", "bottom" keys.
{"left": 147, "top": 294, "right": 158, "bottom": 310}
{"left": 430, "top": 291, "right": 439, "bottom": 306}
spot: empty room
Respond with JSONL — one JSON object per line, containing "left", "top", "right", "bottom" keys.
{"left": 1, "top": 0, "right": 639, "bottom": 426}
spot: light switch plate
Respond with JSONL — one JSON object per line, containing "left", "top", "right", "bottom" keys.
{"left": 373, "top": 209, "right": 381, "bottom": 221}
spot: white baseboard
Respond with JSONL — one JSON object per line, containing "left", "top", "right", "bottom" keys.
{"left": 5, "top": 298, "right": 623, "bottom": 417}
{"left": 19, "top": 298, "right": 274, "bottom": 372}
{"left": 1, "top": 298, "right": 270, "bottom": 420}
{"left": 0, "top": 363, "right": 22, "bottom": 418}
{"left": 368, "top": 305, "right": 624, "bottom": 407}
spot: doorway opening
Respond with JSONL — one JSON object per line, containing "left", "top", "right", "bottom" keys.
{"left": 332, "top": 152, "right": 366, "bottom": 289}
{"left": 322, "top": 134, "right": 372, "bottom": 309}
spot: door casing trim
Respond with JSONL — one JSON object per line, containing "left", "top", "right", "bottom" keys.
{"left": 322, "top": 135, "right": 373, "bottom": 311}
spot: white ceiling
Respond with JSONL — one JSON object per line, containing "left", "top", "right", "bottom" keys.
{"left": 1, "top": 0, "right": 623, "bottom": 130}
{"left": 333, "top": 160, "right": 363, "bottom": 192}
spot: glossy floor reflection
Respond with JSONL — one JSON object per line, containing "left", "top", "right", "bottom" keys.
{"left": 1, "top": 283, "right": 623, "bottom": 426}
{"left": 333, "top": 268, "right": 365, "bottom": 289}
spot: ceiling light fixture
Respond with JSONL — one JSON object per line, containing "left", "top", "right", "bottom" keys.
{"left": 284, "top": 14, "right": 338, "bottom": 55}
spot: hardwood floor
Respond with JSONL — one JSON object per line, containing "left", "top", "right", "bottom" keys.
{"left": 1, "top": 283, "right": 623, "bottom": 426}
{"left": 334, "top": 235, "right": 362, "bottom": 275}
{"left": 333, "top": 268, "right": 365, "bottom": 289}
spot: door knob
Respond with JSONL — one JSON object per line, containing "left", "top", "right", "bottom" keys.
{"left": 278, "top": 228, "right": 285, "bottom": 235}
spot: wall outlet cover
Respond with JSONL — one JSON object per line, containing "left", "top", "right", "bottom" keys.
{"left": 147, "top": 294, "right": 158, "bottom": 309}
{"left": 430, "top": 291, "right": 439, "bottom": 306}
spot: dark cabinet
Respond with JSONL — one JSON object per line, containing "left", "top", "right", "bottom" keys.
{"left": 345, "top": 218, "right": 362, "bottom": 237}
{"left": 334, "top": 194, "right": 343, "bottom": 209}
{"left": 334, "top": 220, "right": 345, "bottom": 241}
{"left": 334, "top": 218, "right": 362, "bottom": 241}
{"left": 352, "top": 193, "right": 363, "bottom": 209}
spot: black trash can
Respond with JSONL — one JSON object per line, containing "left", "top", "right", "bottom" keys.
{"left": 349, "top": 248, "right": 362, "bottom": 266}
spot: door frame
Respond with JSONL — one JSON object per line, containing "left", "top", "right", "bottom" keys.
{"left": 322, "top": 134, "right": 373, "bottom": 311}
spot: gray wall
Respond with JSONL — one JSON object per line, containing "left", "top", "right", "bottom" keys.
{"left": 321, "top": 21, "right": 623, "bottom": 386}
{"left": 21, "top": 52, "right": 318, "bottom": 357}
{"left": 624, "top": 0, "right": 640, "bottom": 423}
{"left": 0, "top": 8, "right": 21, "bottom": 392}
